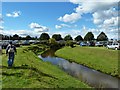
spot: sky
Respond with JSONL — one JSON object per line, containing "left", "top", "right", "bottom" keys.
{"left": 0, "top": 0, "right": 120, "bottom": 40}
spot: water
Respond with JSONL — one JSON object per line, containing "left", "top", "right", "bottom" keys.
{"left": 38, "top": 49, "right": 119, "bottom": 88}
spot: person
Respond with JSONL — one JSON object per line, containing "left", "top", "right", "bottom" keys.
{"left": 6, "top": 41, "right": 17, "bottom": 67}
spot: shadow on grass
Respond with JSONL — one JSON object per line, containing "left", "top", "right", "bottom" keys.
{"left": 2, "top": 72, "right": 23, "bottom": 77}
{"left": 1, "top": 65, "right": 58, "bottom": 80}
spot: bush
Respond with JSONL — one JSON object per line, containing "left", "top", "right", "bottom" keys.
{"left": 49, "top": 38, "right": 60, "bottom": 50}
{"left": 65, "top": 40, "right": 74, "bottom": 48}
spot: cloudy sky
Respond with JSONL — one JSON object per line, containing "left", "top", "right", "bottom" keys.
{"left": 1, "top": 0, "right": 120, "bottom": 39}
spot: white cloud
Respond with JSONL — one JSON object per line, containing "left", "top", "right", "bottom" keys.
{"left": 58, "top": 0, "right": 118, "bottom": 24}
{"left": 104, "top": 18, "right": 114, "bottom": 25}
{"left": 93, "top": 19, "right": 103, "bottom": 25}
{"left": 92, "top": 8, "right": 118, "bottom": 24}
{"left": 54, "top": 24, "right": 119, "bottom": 40}
{"left": 0, "top": 30, "right": 3, "bottom": 34}
{"left": 2, "top": 23, "right": 49, "bottom": 37}
{"left": 57, "top": 0, "right": 119, "bottom": 39}
{"left": 75, "top": 1, "right": 117, "bottom": 13}
{"left": 55, "top": 25, "right": 62, "bottom": 29}
{"left": 29, "top": 23, "right": 49, "bottom": 32}
{"left": 1, "top": 29, "right": 43, "bottom": 37}
{"left": 34, "top": 27, "right": 49, "bottom": 32}
{"left": 70, "top": 26, "right": 119, "bottom": 40}
{"left": 6, "top": 11, "right": 21, "bottom": 18}
{"left": 29, "top": 23, "right": 40, "bottom": 29}
{"left": 103, "top": 16, "right": 119, "bottom": 26}
{"left": 72, "top": 0, "right": 119, "bottom": 29}
{"left": 51, "top": 30, "right": 81, "bottom": 39}
{"left": 61, "top": 24, "right": 71, "bottom": 27}
{"left": 0, "top": 26, "right": 4, "bottom": 30}
{"left": 55, "top": 23, "right": 71, "bottom": 29}
{"left": 2, "top": 27, "right": 119, "bottom": 40}
{"left": 58, "top": 13, "right": 81, "bottom": 23}
{"left": 80, "top": 26, "right": 119, "bottom": 40}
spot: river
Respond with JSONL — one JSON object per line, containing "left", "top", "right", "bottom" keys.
{"left": 38, "top": 49, "right": 119, "bottom": 88}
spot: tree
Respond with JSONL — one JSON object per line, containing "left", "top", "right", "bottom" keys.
{"left": 35, "top": 36, "right": 38, "bottom": 40}
{"left": 49, "top": 38, "right": 57, "bottom": 45}
{"left": 49, "top": 38, "right": 59, "bottom": 49}
{"left": 39, "top": 33, "right": 50, "bottom": 40}
{"left": 84, "top": 32, "right": 94, "bottom": 41}
{"left": 52, "top": 34, "right": 63, "bottom": 41}
{"left": 74, "top": 35, "right": 83, "bottom": 41}
{"left": 26, "top": 35, "right": 32, "bottom": 40}
{"left": 0, "top": 34, "right": 4, "bottom": 40}
{"left": 65, "top": 40, "right": 74, "bottom": 48}
{"left": 64, "top": 35, "right": 73, "bottom": 41}
{"left": 97, "top": 32, "right": 108, "bottom": 41}
{"left": 13, "top": 34, "right": 19, "bottom": 40}
{"left": 3, "top": 35, "right": 9, "bottom": 40}
{"left": 9, "top": 35, "right": 13, "bottom": 40}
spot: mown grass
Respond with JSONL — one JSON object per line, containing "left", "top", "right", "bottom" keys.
{"left": 1, "top": 45, "right": 90, "bottom": 88}
{"left": 55, "top": 46, "right": 119, "bottom": 78}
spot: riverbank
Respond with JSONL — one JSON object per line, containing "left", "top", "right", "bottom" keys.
{"left": 2, "top": 45, "right": 90, "bottom": 88}
{"left": 55, "top": 46, "right": 119, "bottom": 78}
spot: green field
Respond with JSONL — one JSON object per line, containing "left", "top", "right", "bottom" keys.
{"left": 1, "top": 45, "right": 90, "bottom": 88}
{"left": 55, "top": 46, "right": 119, "bottom": 78}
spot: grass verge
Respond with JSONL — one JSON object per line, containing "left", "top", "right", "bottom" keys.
{"left": 1, "top": 45, "right": 90, "bottom": 88}
{"left": 55, "top": 46, "right": 119, "bottom": 78}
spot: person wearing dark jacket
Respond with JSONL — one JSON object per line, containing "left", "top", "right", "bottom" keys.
{"left": 6, "top": 41, "right": 17, "bottom": 67}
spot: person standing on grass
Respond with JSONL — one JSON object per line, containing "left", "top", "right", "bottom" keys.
{"left": 6, "top": 41, "right": 17, "bottom": 67}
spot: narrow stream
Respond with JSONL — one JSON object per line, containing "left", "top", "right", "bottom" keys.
{"left": 38, "top": 49, "right": 119, "bottom": 88}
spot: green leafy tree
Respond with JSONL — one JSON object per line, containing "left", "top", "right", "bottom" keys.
{"left": 52, "top": 34, "right": 63, "bottom": 41}
{"left": 64, "top": 35, "right": 73, "bottom": 41}
{"left": 65, "top": 40, "right": 74, "bottom": 48}
{"left": 75, "top": 35, "right": 83, "bottom": 41}
{"left": 84, "top": 32, "right": 94, "bottom": 41}
{"left": 49, "top": 38, "right": 57, "bottom": 44}
{"left": 39, "top": 33, "right": 50, "bottom": 40}
{"left": 26, "top": 35, "right": 32, "bottom": 40}
{"left": 13, "top": 34, "right": 19, "bottom": 40}
{"left": 0, "top": 34, "right": 4, "bottom": 40}
{"left": 97, "top": 32, "right": 108, "bottom": 41}
{"left": 9, "top": 35, "right": 13, "bottom": 40}
{"left": 49, "top": 38, "right": 60, "bottom": 49}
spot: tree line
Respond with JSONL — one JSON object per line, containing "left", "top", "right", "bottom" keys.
{"left": 39, "top": 32, "right": 108, "bottom": 41}
{"left": 0, "top": 34, "right": 37, "bottom": 40}
{"left": 0, "top": 31, "right": 108, "bottom": 41}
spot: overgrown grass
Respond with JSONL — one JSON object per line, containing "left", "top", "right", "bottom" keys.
{"left": 55, "top": 46, "right": 119, "bottom": 78}
{"left": 1, "top": 45, "right": 90, "bottom": 88}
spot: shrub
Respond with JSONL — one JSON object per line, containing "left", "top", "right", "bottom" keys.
{"left": 65, "top": 40, "right": 74, "bottom": 48}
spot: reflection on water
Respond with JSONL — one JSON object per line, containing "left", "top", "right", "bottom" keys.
{"left": 38, "top": 49, "right": 119, "bottom": 88}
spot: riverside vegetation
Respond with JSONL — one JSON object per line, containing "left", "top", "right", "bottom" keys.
{"left": 56, "top": 46, "right": 119, "bottom": 78}
{"left": 1, "top": 45, "right": 90, "bottom": 88}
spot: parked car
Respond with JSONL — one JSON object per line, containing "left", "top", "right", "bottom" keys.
{"left": 88, "top": 41, "right": 95, "bottom": 46}
{"left": 95, "top": 42, "right": 103, "bottom": 47}
{"left": 80, "top": 42, "right": 87, "bottom": 46}
{"left": 107, "top": 43, "right": 120, "bottom": 50}
{"left": 21, "top": 40, "right": 30, "bottom": 45}
{"left": 2, "top": 41, "right": 9, "bottom": 49}
{"left": 12, "top": 40, "right": 20, "bottom": 47}
{"left": 102, "top": 41, "right": 108, "bottom": 47}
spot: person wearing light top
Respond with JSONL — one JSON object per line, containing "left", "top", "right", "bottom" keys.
{"left": 6, "top": 41, "right": 17, "bottom": 67}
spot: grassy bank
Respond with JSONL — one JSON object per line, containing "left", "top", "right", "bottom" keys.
{"left": 2, "top": 45, "right": 90, "bottom": 88}
{"left": 55, "top": 46, "right": 119, "bottom": 78}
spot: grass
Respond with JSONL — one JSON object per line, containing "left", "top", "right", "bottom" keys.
{"left": 1, "top": 45, "right": 90, "bottom": 88}
{"left": 55, "top": 46, "right": 119, "bottom": 78}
